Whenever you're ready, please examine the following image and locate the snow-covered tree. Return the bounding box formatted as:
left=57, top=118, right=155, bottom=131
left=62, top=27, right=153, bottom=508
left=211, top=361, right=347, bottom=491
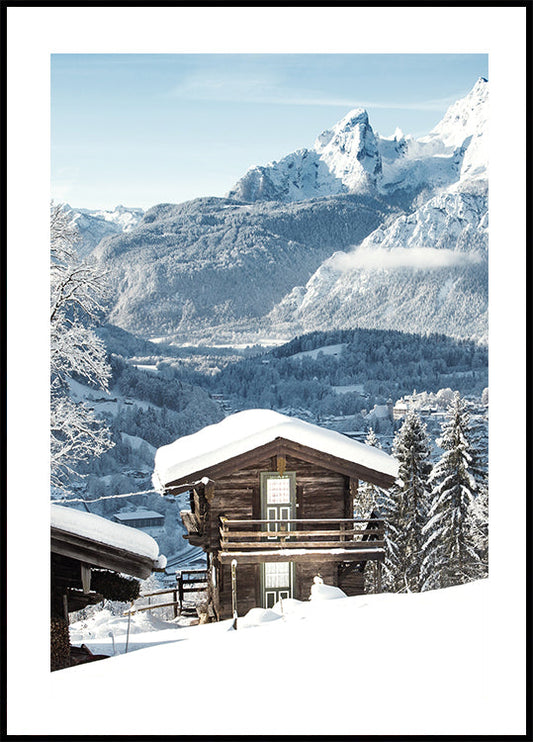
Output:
left=356, top=427, right=382, bottom=518
left=50, top=203, right=114, bottom=491
left=467, top=399, right=489, bottom=575
left=357, top=428, right=384, bottom=594
left=380, top=411, right=432, bottom=593
left=420, top=392, right=483, bottom=590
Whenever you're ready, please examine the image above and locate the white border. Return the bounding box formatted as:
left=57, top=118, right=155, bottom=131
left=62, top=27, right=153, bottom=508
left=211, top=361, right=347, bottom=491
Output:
left=6, top=5, right=527, bottom=735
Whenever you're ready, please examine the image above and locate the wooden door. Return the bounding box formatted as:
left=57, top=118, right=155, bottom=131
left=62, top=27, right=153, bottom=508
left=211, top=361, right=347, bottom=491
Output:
left=260, top=473, right=296, bottom=607
left=262, top=562, right=294, bottom=608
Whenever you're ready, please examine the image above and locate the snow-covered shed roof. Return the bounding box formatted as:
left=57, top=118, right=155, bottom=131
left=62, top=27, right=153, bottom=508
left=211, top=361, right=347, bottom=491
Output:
left=153, top=409, right=399, bottom=490
left=51, top=505, right=166, bottom=578
left=114, top=510, right=165, bottom=523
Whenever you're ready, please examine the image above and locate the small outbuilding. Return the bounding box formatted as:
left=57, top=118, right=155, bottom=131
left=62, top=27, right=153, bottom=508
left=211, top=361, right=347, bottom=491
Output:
left=113, top=509, right=165, bottom=530
left=153, top=409, right=399, bottom=621
left=51, top=504, right=166, bottom=671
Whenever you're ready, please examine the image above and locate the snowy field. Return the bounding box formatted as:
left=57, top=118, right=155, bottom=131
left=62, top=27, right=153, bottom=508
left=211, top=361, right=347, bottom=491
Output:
left=13, top=577, right=523, bottom=736
left=289, top=343, right=347, bottom=361
left=332, top=383, right=365, bottom=394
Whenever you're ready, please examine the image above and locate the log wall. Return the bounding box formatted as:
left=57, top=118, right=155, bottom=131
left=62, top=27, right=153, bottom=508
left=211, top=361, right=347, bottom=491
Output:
left=201, top=454, right=360, bottom=618
left=206, top=454, right=349, bottom=546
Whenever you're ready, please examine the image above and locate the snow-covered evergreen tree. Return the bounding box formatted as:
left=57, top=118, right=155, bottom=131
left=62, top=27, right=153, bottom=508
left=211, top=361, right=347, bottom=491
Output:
left=380, top=411, right=432, bottom=593
left=420, top=392, right=483, bottom=590
left=467, top=398, right=489, bottom=576
left=50, top=203, right=114, bottom=492
left=358, top=428, right=383, bottom=594
left=356, top=427, right=382, bottom=518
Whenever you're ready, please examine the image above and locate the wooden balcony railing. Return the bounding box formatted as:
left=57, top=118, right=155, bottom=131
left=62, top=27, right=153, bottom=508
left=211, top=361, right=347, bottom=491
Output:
left=219, top=517, right=384, bottom=551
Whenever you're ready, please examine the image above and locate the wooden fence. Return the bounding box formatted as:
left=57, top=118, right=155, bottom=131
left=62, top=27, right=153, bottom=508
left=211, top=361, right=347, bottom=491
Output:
left=124, top=569, right=208, bottom=617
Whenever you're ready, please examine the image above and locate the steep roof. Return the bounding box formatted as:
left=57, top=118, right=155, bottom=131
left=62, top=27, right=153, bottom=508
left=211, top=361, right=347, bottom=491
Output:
left=153, top=409, right=399, bottom=490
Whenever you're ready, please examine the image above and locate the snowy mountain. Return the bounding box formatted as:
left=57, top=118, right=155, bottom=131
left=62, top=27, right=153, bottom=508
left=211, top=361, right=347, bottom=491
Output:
left=268, top=180, right=488, bottom=342
left=419, top=76, right=488, bottom=183
left=84, top=78, right=487, bottom=344
left=228, top=108, right=382, bottom=203
left=229, top=78, right=488, bottom=204
left=63, top=204, right=145, bottom=257
left=92, top=194, right=395, bottom=340
left=261, top=80, right=489, bottom=342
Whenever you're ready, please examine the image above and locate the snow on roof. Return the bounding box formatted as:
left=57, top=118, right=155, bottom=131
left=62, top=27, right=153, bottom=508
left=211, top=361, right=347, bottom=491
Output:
left=366, top=404, right=391, bottom=419
left=153, top=409, right=398, bottom=489
left=51, top=504, right=162, bottom=563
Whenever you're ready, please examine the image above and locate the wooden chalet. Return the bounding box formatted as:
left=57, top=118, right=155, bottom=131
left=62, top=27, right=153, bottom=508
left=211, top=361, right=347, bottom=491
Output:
left=51, top=504, right=166, bottom=670
left=153, top=409, right=399, bottom=621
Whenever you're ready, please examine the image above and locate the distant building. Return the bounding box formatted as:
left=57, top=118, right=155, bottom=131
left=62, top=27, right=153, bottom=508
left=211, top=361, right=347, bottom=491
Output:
left=113, top=509, right=165, bottom=530
left=393, top=399, right=409, bottom=420
left=365, top=401, right=394, bottom=427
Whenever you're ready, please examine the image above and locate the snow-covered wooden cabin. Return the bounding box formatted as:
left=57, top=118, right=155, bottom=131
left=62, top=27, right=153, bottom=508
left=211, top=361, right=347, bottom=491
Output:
left=153, top=410, right=399, bottom=620
left=51, top=504, right=166, bottom=670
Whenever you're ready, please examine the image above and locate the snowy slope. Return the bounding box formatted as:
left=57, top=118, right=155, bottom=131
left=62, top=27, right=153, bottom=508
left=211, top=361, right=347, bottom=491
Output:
left=92, top=194, right=393, bottom=339
left=420, top=76, right=488, bottom=182
left=40, top=579, right=522, bottom=736
left=229, top=108, right=382, bottom=202
left=267, top=147, right=488, bottom=342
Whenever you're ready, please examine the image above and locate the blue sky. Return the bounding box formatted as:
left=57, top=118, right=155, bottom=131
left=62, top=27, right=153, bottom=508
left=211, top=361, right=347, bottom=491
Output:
left=51, top=53, right=488, bottom=210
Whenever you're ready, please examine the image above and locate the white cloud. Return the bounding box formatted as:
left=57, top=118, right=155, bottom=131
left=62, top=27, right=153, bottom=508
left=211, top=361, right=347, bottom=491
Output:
left=330, top=246, right=484, bottom=272
left=168, top=74, right=457, bottom=111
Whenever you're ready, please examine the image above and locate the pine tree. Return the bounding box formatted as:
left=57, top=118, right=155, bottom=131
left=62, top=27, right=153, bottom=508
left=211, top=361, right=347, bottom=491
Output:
left=380, top=411, right=432, bottom=592
left=359, top=428, right=382, bottom=594
left=420, top=392, right=483, bottom=590
left=467, top=399, right=489, bottom=575
left=356, top=427, right=382, bottom=518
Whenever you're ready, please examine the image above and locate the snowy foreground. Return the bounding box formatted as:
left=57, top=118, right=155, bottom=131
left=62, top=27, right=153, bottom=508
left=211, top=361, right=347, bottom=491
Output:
left=31, top=578, right=522, bottom=735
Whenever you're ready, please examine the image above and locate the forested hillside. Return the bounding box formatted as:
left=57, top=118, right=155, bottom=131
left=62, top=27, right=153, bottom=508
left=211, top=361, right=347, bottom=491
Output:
left=203, top=328, right=488, bottom=419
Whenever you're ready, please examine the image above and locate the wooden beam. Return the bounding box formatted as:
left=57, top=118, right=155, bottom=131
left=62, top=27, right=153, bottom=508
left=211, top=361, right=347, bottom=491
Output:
left=220, top=540, right=385, bottom=550
left=217, top=549, right=384, bottom=565
left=222, top=517, right=383, bottom=525
left=205, top=481, right=215, bottom=503
left=222, top=528, right=381, bottom=538
left=277, top=439, right=396, bottom=488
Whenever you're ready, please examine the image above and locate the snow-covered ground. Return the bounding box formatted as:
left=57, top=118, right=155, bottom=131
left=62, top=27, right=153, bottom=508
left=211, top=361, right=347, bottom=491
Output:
left=14, top=578, right=522, bottom=735
left=289, top=342, right=347, bottom=360
left=69, top=609, right=196, bottom=655
left=332, top=383, right=365, bottom=394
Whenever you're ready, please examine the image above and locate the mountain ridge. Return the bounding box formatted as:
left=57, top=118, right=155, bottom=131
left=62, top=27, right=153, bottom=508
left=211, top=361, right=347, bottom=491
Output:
left=74, top=78, right=488, bottom=345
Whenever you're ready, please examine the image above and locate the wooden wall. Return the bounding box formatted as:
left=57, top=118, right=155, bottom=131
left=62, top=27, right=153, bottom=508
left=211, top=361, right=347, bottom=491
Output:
left=200, top=454, right=363, bottom=619
left=212, top=560, right=365, bottom=619
left=204, top=453, right=349, bottom=548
